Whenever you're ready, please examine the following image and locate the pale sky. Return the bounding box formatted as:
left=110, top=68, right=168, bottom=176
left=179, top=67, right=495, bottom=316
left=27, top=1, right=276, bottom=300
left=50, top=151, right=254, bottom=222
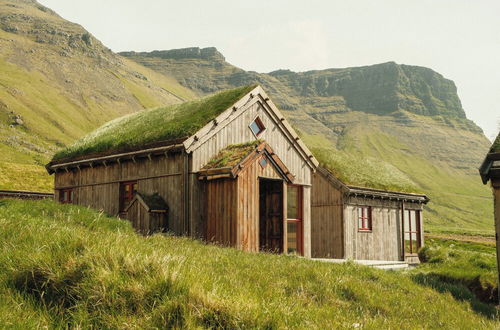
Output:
left=38, top=0, right=500, bottom=140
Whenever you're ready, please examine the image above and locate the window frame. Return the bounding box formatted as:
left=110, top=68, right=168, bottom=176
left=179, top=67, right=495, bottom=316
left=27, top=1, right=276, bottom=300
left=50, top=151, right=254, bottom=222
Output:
left=357, top=206, right=372, bottom=232
left=404, top=209, right=421, bottom=256
left=59, top=188, right=74, bottom=204
left=119, top=181, right=138, bottom=213
left=249, top=116, right=266, bottom=137
left=286, top=185, right=303, bottom=256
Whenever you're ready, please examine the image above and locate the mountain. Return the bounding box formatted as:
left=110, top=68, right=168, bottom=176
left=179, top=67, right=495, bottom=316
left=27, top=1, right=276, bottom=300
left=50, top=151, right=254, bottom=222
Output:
left=121, top=48, right=493, bottom=235
left=0, top=0, right=196, bottom=191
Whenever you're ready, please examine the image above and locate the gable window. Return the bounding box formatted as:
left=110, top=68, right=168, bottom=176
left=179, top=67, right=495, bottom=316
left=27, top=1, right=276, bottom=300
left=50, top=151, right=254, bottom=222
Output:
left=259, top=156, right=268, bottom=169
left=249, top=116, right=265, bottom=137
left=120, top=181, right=137, bottom=212
left=357, top=206, right=372, bottom=231
left=59, top=189, right=74, bottom=204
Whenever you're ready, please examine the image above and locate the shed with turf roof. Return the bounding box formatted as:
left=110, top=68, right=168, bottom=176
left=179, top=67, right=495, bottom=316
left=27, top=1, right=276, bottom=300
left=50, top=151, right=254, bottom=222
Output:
left=47, top=85, right=319, bottom=257
left=311, top=166, right=429, bottom=263
left=479, top=132, right=500, bottom=299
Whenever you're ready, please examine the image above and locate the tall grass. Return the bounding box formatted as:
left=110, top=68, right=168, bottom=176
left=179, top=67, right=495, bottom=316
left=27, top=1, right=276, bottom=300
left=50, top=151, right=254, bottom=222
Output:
left=413, top=238, right=498, bottom=308
left=0, top=199, right=497, bottom=328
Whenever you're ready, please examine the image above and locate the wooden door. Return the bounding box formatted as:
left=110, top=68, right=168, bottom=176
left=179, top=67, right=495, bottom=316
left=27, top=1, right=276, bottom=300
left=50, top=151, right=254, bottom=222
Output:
left=259, top=179, right=284, bottom=253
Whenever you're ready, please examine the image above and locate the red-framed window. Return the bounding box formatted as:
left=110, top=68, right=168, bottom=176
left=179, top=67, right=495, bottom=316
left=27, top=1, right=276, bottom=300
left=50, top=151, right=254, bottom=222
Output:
left=59, top=189, right=74, bottom=204
left=404, top=209, right=421, bottom=255
left=286, top=185, right=303, bottom=255
left=357, top=206, right=372, bottom=231
left=249, top=116, right=265, bottom=137
left=120, top=181, right=137, bottom=212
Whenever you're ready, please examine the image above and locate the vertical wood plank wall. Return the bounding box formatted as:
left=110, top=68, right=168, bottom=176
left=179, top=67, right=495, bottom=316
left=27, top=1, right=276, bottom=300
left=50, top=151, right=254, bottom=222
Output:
left=204, top=179, right=238, bottom=247
left=492, top=180, right=500, bottom=299
left=344, top=198, right=422, bottom=261
left=54, top=152, right=185, bottom=234
left=203, top=154, right=313, bottom=256
left=190, top=102, right=311, bottom=185
left=310, top=172, right=344, bottom=258
left=236, top=157, right=283, bottom=252
left=189, top=101, right=313, bottom=246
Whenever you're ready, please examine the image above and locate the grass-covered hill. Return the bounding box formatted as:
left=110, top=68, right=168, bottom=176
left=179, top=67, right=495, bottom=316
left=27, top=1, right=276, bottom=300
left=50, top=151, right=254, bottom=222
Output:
left=0, top=0, right=196, bottom=191
left=0, top=199, right=497, bottom=328
left=121, top=48, right=493, bottom=235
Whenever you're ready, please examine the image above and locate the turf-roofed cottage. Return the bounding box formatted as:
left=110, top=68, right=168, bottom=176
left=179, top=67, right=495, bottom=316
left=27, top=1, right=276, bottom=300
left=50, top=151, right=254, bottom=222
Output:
left=311, top=167, right=429, bottom=263
left=46, top=85, right=319, bottom=257
left=479, top=132, right=500, bottom=294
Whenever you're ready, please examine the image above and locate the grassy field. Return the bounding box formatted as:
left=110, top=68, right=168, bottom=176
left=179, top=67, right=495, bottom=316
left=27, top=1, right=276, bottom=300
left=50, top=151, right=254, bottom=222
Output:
left=411, top=237, right=498, bottom=315
left=0, top=199, right=497, bottom=328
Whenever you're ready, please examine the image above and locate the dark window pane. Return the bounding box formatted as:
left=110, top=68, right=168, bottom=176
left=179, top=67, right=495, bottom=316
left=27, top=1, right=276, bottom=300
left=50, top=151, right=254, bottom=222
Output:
left=287, top=186, right=298, bottom=219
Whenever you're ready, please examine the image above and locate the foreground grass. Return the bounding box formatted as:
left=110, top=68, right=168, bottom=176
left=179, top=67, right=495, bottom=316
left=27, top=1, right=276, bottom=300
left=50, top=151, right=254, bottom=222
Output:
left=0, top=200, right=497, bottom=328
left=412, top=237, right=498, bottom=309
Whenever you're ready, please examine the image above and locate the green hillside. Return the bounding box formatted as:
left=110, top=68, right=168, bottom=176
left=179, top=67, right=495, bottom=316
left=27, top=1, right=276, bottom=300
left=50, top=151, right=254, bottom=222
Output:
left=0, top=199, right=497, bottom=328
left=0, top=0, right=196, bottom=191
left=121, top=48, right=493, bottom=235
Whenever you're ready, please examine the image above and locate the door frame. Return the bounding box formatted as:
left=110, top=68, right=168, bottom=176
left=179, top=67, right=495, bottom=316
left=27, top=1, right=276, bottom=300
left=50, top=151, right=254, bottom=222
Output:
left=258, top=177, right=285, bottom=253
left=285, top=184, right=304, bottom=256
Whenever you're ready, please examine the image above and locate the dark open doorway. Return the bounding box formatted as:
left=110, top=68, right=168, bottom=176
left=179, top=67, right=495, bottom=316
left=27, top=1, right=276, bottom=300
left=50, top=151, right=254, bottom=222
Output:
left=259, top=178, right=284, bottom=253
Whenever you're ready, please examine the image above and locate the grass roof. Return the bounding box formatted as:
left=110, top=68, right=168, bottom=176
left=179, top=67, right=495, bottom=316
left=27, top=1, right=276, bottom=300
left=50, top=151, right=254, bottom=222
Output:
left=202, top=140, right=261, bottom=170
left=137, top=192, right=168, bottom=211
left=52, top=85, right=257, bottom=162
left=311, top=147, right=420, bottom=194
left=490, top=132, right=500, bottom=153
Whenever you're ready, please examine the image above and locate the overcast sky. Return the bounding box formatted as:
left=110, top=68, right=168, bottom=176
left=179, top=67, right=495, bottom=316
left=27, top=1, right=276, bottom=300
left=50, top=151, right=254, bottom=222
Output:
left=38, top=0, right=500, bottom=140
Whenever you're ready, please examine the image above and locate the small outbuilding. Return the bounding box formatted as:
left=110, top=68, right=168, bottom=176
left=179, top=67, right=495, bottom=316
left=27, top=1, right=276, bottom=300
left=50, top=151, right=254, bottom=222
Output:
left=125, top=192, right=169, bottom=234
left=311, top=167, right=429, bottom=263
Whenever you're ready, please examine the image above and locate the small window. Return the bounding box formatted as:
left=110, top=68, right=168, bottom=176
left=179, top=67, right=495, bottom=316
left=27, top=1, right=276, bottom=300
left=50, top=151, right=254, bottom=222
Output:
left=357, top=206, right=372, bottom=231
left=120, top=181, right=137, bottom=212
left=249, top=116, right=265, bottom=137
left=259, top=156, right=268, bottom=168
left=59, top=189, right=74, bottom=204
left=286, top=185, right=303, bottom=255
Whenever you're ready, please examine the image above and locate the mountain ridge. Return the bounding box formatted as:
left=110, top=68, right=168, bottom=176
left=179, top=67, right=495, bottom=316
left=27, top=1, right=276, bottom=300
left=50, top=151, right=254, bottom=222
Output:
left=120, top=47, right=493, bottom=235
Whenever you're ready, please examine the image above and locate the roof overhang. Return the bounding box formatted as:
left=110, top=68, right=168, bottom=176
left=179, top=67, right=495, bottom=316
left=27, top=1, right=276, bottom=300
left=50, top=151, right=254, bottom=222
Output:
left=479, top=152, right=500, bottom=184
left=317, top=166, right=429, bottom=204
left=198, top=142, right=295, bottom=183
left=183, top=85, right=319, bottom=170
left=46, top=142, right=185, bottom=174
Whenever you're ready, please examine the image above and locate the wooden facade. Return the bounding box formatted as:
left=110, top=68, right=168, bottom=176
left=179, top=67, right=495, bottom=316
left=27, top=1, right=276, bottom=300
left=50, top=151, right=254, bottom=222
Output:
left=479, top=146, right=500, bottom=300
left=48, top=86, right=318, bottom=258
left=311, top=167, right=428, bottom=263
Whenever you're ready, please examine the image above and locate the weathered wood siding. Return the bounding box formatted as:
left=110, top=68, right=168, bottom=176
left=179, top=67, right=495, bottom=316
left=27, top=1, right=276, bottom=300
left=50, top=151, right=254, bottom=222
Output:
left=189, top=100, right=313, bottom=250
left=235, top=156, right=284, bottom=252
left=204, top=179, right=238, bottom=246
left=190, top=101, right=312, bottom=185
left=492, top=180, right=500, bottom=294
left=54, top=152, right=186, bottom=234
left=310, top=172, right=344, bottom=258
left=125, top=200, right=167, bottom=234
left=203, top=155, right=313, bottom=256
left=343, top=198, right=423, bottom=261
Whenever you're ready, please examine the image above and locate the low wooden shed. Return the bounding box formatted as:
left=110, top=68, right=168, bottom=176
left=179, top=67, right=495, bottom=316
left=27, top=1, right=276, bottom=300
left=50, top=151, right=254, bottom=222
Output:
left=311, top=167, right=429, bottom=263
left=125, top=192, right=168, bottom=234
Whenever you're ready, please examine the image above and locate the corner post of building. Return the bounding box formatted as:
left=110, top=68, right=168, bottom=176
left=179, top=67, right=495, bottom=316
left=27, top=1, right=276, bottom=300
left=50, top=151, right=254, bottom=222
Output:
left=491, top=179, right=500, bottom=301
